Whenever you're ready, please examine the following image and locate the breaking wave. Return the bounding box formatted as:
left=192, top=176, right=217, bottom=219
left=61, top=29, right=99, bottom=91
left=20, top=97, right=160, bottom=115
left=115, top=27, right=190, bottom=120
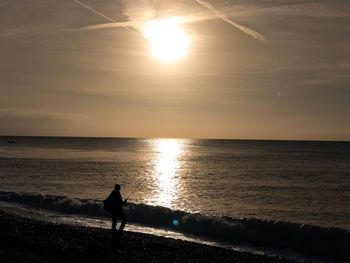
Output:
left=0, top=191, right=349, bottom=261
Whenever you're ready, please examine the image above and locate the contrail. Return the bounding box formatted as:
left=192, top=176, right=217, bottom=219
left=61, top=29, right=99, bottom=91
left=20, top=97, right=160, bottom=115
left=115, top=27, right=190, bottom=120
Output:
left=72, top=0, right=138, bottom=34
left=72, top=0, right=116, bottom=23
left=195, top=0, right=268, bottom=43
left=78, top=13, right=219, bottom=31
left=72, top=0, right=267, bottom=42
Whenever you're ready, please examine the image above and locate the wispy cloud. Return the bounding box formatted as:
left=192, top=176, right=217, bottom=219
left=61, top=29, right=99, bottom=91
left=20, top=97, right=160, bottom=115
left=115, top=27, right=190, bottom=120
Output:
left=0, top=31, right=17, bottom=38
left=0, top=108, right=87, bottom=122
left=121, top=0, right=156, bottom=22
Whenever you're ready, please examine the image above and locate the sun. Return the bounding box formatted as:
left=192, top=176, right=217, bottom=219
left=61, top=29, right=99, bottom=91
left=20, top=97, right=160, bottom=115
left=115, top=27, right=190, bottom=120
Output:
left=143, top=17, right=190, bottom=63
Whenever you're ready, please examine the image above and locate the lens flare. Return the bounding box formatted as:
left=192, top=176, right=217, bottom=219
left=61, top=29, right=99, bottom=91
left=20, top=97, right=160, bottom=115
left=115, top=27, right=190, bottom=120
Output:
left=172, top=219, right=180, bottom=227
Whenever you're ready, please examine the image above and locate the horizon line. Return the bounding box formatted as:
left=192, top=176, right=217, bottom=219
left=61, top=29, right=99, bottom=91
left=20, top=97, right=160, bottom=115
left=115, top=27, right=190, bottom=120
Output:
left=1, top=134, right=349, bottom=143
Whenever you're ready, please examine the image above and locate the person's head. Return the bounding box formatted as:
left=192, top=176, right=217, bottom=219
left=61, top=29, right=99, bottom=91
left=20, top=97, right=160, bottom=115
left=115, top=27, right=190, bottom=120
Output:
left=114, top=184, right=121, bottom=191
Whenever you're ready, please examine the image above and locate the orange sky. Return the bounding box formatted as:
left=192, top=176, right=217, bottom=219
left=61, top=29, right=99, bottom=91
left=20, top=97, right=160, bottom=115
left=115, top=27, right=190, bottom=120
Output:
left=0, top=0, right=350, bottom=141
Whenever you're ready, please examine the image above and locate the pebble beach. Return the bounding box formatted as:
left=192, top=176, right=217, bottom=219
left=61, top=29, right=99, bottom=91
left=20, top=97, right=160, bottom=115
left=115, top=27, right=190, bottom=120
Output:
left=0, top=208, right=295, bottom=263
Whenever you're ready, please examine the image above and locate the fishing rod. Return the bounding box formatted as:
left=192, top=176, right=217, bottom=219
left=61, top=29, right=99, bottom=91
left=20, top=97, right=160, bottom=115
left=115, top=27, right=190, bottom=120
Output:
left=125, top=169, right=153, bottom=200
left=125, top=179, right=146, bottom=201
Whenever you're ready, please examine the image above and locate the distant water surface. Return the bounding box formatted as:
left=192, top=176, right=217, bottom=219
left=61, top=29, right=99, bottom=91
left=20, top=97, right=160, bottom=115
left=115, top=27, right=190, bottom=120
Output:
left=1, top=136, right=350, bottom=229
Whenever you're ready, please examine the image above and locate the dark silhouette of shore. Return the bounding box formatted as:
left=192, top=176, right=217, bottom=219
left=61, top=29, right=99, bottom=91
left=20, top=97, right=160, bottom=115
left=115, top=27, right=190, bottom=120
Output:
left=0, top=208, right=296, bottom=263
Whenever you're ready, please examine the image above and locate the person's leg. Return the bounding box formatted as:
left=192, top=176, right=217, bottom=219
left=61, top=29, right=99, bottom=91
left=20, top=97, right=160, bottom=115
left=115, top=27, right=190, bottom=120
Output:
left=118, top=212, right=127, bottom=234
left=112, top=213, right=117, bottom=233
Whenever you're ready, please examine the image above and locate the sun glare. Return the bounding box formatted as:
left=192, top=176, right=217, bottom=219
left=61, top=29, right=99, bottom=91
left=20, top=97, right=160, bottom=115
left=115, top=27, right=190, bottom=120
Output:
left=143, top=17, right=190, bottom=63
left=151, top=139, right=185, bottom=208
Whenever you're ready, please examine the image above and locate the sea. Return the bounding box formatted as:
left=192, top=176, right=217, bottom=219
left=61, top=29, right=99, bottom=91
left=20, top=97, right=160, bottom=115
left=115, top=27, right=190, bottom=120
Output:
left=1, top=136, right=349, bottom=262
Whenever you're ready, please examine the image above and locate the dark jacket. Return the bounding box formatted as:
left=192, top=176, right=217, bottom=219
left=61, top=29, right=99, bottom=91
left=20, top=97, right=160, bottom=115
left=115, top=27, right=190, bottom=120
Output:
left=104, top=190, right=125, bottom=213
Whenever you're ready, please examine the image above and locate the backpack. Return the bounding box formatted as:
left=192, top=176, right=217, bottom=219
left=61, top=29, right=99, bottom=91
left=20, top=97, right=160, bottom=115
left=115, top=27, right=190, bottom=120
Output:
left=103, top=195, right=113, bottom=212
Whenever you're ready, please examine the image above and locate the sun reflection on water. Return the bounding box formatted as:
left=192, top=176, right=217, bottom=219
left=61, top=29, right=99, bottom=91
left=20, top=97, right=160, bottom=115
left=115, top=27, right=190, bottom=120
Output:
left=151, top=139, right=185, bottom=208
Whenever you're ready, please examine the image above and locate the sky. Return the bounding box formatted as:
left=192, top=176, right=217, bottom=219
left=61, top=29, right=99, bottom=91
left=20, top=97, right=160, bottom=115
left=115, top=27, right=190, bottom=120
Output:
left=1, top=0, right=350, bottom=141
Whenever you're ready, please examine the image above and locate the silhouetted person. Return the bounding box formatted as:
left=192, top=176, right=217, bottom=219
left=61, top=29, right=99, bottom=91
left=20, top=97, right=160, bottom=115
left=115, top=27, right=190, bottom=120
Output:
left=104, top=184, right=127, bottom=235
